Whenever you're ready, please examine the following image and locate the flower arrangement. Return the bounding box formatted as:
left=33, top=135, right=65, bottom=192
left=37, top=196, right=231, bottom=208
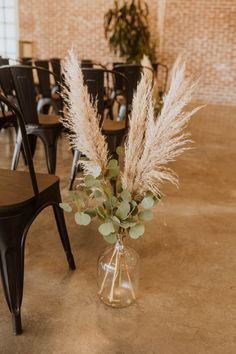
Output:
left=60, top=50, right=200, bottom=306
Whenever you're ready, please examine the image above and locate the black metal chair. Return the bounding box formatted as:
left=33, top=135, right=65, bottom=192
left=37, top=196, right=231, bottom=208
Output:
left=34, top=60, right=62, bottom=114
left=0, top=100, right=17, bottom=132
left=0, top=58, right=9, bottom=67
left=0, top=62, right=18, bottom=144
left=0, top=65, right=62, bottom=174
left=0, top=94, right=75, bottom=335
left=20, top=57, right=32, bottom=66
left=67, top=68, right=129, bottom=190
left=113, top=64, right=154, bottom=112
left=50, top=58, right=62, bottom=90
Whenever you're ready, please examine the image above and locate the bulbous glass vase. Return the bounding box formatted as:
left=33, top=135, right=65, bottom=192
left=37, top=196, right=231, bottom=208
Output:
left=97, top=236, right=139, bottom=308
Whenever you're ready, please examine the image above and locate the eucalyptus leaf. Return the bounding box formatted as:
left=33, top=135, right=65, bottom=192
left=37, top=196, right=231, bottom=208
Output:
left=84, top=208, right=97, bottom=218
left=98, top=222, right=115, bottom=236
left=79, top=156, right=89, bottom=161
left=138, top=210, right=153, bottom=221
left=103, top=233, right=117, bottom=244
left=111, top=216, right=121, bottom=224
left=108, top=159, right=118, bottom=168
left=104, top=200, right=112, bottom=214
left=120, top=220, right=137, bottom=229
left=116, top=146, right=124, bottom=156
left=103, top=185, right=112, bottom=198
left=131, top=200, right=137, bottom=207
left=91, top=165, right=101, bottom=178
left=84, top=175, right=96, bottom=187
left=108, top=166, right=120, bottom=179
left=141, top=196, right=154, bottom=209
left=59, top=203, right=72, bottom=213
left=116, top=181, right=123, bottom=193
left=93, top=189, right=103, bottom=198
left=116, top=200, right=130, bottom=220
left=93, top=179, right=102, bottom=188
left=75, top=212, right=91, bottom=226
left=72, top=195, right=85, bottom=210
left=120, top=190, right=131, bottom=202
left=129, top=223, right=145, bottom=239
left=96, top=206, right=106, bottom=219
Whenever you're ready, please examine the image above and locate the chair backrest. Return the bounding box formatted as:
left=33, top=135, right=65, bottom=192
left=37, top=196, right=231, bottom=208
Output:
left=113, top=64, right=143, bottom=108
left=34, top=60, right=52, bottom=97
left=21, top=57, right=33, bottom=65
left=9, top=65, right=39, bottom=125
left=82, top=68, right=104, bottom=125
left=81, top=68, right=129, bottom=128
left=0, top=93, right=39, bottom=195
left=0, top=66, right=15, bottom=96
left=81, top=59, right=93, bottom=68
left=0, top=58, right=9, bottom=66
left=113, top=64, right=154, bottom=109
left=50, top=58, right=61, bottom=83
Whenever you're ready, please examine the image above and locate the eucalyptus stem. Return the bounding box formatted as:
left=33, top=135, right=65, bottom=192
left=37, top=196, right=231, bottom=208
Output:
left=98, top=245, right=117, bottom=295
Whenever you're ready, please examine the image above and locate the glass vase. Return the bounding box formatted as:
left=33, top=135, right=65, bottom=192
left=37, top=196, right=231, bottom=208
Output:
left=97, top=235, right=139, bottom=308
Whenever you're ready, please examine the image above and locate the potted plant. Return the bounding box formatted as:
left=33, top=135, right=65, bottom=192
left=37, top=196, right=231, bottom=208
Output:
left=60, top=50, right=200, bottom=308
left=104, top=0, right=156, bottom=63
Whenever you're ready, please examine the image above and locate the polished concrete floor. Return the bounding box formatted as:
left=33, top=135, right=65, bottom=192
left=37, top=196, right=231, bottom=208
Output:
left=0, top=104, right=236, bottom=353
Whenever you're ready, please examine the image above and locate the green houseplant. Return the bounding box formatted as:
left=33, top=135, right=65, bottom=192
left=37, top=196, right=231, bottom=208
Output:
left=104, top=0, right=156, bottom=63
left=60, top=50, right=200, bottom=307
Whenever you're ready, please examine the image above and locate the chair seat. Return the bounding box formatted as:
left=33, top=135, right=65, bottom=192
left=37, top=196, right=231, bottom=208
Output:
left=0, top=169, right=58, bottom=211
left=38, top=113, right=61, bottom=126
left=52, top=92, right=60, bottom=100
left=0, top=111, right=14, bottom=119
left=102, top=118, right=126, bottom=133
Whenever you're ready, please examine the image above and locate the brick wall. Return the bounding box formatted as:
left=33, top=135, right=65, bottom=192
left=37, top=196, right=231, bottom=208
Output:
left=19, top=0, right=236, bottom=105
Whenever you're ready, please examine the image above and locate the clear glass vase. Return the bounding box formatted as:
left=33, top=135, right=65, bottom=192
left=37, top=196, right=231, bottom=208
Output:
left=97, top=235, right=139, bottom=308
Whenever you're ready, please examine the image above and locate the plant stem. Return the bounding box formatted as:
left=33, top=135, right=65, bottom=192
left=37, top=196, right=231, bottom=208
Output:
left=109, top=248, right=120, bottom=302
left=98, top=245, right=117, bottom=295
left=123, top=255, right=136, bottom=300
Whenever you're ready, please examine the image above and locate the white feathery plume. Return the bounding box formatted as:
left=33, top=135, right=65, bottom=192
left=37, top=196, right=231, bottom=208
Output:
left=121, top=70, right=152, bottom=193
left=141, top=54, right=159, bottom=105
left=122, top=59, right=201, bottom=197
left=61, top=49, right=109, bottom=174
left=141, top=55, right=154, bottom=82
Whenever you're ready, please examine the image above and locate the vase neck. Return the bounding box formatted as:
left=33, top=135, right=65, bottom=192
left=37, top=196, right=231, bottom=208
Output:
left=115, top=234, right=124, bottom=252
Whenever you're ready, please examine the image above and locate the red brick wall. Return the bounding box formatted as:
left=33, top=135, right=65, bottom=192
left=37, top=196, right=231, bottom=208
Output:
left=19, top=0, right=236, bottom=105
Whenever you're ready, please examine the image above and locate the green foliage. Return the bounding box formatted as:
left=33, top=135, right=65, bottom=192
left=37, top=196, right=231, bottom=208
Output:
left=141, top=196, right=154, bottom=209
left=60, top=154, right=161, bottom=244
left=138, top=209, right=153, bottom=221
left=104, top=0, right=156, bottom=63
left=103, top=233, right=117, bottom=244
left=116, top=200, right=130, bottom=220
left=75, top=212, right=91, bottom=225
left=99, top=222, right=115, bottom=236
left=129, top=223, right=145, bottom=238
left=59, top=203, right=72, bottom=213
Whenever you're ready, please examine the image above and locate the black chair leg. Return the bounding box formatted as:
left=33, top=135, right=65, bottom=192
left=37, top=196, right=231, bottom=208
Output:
left=52, top=203, right=76, bottom=270
left=0, top=217, right=27, bottom=335
left=43, top=137, right=58, bottom=174
left=28, top=135, right=37, bottom=159
left=11, top=129, right=22, bottom=170
left=68, top=149, right=81, bottom=190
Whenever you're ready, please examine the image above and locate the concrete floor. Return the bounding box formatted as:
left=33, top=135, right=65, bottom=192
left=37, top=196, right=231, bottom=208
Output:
left=0, top=104, right=236, bottom=353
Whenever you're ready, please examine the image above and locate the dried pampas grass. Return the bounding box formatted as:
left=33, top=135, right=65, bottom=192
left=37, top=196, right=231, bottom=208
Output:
left=141, top=54, right=159, bottom=105
left=122, top=59, right=201, bottom=197
left=61, top=49, right=108, bottom=174
left=61, top=49, right=200, bottom=198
